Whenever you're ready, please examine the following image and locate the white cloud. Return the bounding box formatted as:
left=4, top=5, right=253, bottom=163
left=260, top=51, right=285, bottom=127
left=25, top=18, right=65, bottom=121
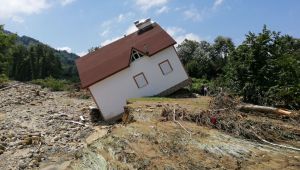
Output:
left=184, top=8, right=202, bottom=21
left=100, top=12, right=135, bottom=38
left=134, top=0, right=169, bottom=11
left=166, top=27, right=185, bottom=37
left=117, top=14, right=125, bottom=22
left=0, top=0, right=50, bottom=21
left=175, top=33, right=201, bottom=44
left=166, top=26, right=201, bottom=44
left=125, top=25, right=138, bottom=35
left=12, top=16, right=25, bottom=23
left=77, top=51, right=88, bottom=57
left=101, top=24, right=139, bottom=46
left=213, top=0, right=224, bottom=9
left=100, top=36, right=122, bottom=46
left=101, top=12, right=134, bottom=27
left=100, top=29, right=110, bottom=37
left=60, top=0, right=76, bottom=6
left=56, top=46, right=72, bottom=53
left=156, top=6, right=169, bottom=14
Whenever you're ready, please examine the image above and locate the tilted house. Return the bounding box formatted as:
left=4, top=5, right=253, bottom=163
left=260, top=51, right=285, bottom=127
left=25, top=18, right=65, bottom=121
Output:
left=76, top=19, right=190, bottom=120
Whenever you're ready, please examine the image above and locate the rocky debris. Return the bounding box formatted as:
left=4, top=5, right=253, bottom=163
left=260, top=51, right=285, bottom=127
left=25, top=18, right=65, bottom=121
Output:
left=0, top=82, right=49, bottom=108
left=0, top=81, right=96, bottom=169
left=67, top=89, right=91, bottom=99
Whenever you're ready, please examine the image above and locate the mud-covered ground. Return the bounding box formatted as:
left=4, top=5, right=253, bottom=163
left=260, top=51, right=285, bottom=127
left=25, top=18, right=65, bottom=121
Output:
left=1, top=82, right=299, bottom=170
left=71, top=97, right=300, bottom=170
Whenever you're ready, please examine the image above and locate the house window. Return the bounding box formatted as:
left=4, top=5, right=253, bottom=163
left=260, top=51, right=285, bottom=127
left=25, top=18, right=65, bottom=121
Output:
left=131, top=50, right=144, bottom=63
left=133, top=72, right=148, bottom=88
left=159, top=59, right=173, bottom=75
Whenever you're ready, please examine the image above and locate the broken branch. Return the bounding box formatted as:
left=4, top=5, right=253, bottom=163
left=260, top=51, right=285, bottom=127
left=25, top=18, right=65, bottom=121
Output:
left=65, top=120, right=88, bottom=127
left=237, top=104, right=292, bottom=115
left=173, top=108, right=192, bottom=137
left=250, top=126, right=300, bottom=152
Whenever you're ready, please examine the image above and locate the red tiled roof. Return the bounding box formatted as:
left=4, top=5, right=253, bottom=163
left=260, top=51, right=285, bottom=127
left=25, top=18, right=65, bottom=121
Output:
left=76, top=24, right=176, bottom=88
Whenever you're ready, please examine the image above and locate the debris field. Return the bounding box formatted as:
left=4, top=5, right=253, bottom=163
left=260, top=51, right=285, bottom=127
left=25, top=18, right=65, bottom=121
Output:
left=0, top=82, right=299, bottom=170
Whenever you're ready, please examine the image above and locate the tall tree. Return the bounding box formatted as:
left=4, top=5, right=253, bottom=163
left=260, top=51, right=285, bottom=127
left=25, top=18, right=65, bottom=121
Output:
left=210, top=36, right=235, bottom=77
left=225, top=25, right=300, bottom=108
left=0, top=25, right=16, bottom=76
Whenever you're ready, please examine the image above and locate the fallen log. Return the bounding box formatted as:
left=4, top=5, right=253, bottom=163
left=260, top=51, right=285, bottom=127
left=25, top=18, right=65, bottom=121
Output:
left=237, top=104, right=292, bottom=115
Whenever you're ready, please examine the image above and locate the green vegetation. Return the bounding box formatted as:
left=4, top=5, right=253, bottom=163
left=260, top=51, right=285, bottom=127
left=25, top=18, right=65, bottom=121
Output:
left=177, top=25, right=300, bottom=109
left=189, top=78, right=210, bottom=93
left=31, top=77, right=71, bottom=91
left=177, top=36, right=234, bottom=80
left=0, top=25, right=79, bottom=83
left=0, top=74, right=9, bottom=84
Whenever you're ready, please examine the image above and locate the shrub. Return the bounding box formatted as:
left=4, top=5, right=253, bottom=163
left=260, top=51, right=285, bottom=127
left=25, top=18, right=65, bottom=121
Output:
left=31, top=77, right=70, bottom=91
left=189, top=78, right=209, bottom=93
left=0, top=74, right=9, bottom=84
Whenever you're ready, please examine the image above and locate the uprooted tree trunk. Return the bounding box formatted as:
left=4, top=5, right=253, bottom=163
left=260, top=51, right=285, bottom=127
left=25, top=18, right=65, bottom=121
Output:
left=237, top=104, right=292, bottom=115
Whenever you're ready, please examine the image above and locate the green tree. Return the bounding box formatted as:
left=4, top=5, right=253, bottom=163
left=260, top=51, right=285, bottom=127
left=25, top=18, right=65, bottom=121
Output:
left=210, top=36, right=235, bottom=77
left=177, top=38, right=234, bottom=80
left=177, top=39, right=200, bottom=65
left=0, top=25, right=16, bottom=76
left=225, top=25, right=300, bottom=108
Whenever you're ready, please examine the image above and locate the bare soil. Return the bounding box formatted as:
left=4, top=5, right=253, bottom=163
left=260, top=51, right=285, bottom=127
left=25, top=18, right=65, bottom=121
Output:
left=70, top=97, right=300, bottom=170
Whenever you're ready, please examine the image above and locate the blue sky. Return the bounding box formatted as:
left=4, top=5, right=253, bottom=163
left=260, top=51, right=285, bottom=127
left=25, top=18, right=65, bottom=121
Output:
left=0, top=0, right=299, bottom=56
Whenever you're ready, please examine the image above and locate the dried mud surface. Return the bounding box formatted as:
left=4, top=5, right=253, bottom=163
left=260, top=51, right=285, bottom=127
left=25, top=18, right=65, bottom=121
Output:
left=71, top=97, right=300, bottom=170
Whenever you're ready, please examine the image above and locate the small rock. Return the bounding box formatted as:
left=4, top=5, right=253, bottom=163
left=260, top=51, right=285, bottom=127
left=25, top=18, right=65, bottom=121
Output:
left=52, top=136, right=59, bottom=141
left=29, top=159, right=39, bottom=167
left=145, top=108, right=153, bottom=112
left=19, top=163, right=27, bottom=169
left=64, top=133, right=70, bottom=138
left=0, top=144, right=6, bottom=150
left=22, top=137, right=32, bottom=145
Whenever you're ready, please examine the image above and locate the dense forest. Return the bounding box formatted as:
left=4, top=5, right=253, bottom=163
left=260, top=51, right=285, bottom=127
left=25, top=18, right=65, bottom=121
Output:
left=177, top=25, right=300, bottom=109
left=0, top=25, right=299, bottom=109
left=0, top=25, right=79, bottom=82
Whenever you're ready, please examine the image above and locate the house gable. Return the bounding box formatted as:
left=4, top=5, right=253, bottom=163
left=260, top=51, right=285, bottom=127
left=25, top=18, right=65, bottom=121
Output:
left=130, top=49, right=146, bottom=63
left=75, top=23, right=176, bottom=88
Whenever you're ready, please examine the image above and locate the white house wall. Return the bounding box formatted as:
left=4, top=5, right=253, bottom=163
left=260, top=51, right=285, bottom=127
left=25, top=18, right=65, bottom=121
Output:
left=89, top=46, right=189, bottom=120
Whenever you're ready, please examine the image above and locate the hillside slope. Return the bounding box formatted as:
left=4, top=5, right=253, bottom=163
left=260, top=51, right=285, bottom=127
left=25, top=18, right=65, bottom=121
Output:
left=4, top=30, right=79, bottom=79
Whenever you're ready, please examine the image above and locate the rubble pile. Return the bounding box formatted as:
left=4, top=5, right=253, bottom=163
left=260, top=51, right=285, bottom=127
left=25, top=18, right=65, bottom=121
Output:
left=0, top=82, right=95, bottom=169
